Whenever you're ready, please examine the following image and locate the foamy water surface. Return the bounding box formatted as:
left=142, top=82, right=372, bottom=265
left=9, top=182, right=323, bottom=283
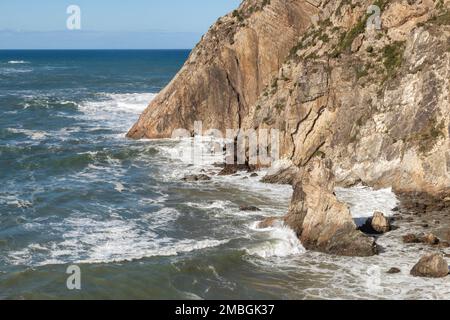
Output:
left=1, top=50, right=449, bottom=300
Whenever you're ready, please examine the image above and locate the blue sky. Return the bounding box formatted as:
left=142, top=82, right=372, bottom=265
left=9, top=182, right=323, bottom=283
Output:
left=0, top=0, right=242, bottom=49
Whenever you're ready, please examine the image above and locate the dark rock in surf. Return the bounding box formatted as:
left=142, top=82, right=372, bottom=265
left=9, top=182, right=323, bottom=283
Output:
left=240, top=205, right=261, bottom=212
left=403, top=234, right=421, bottom=244
left=387, top=267, right=401, bottom=274
left=359, top=212, right=391, bottom=234
left=182, top=174, right=211, bottom=182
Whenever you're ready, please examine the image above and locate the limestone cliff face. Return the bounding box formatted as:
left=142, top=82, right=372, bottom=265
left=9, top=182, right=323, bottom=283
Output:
left=129, top=0, right=450, bottom=197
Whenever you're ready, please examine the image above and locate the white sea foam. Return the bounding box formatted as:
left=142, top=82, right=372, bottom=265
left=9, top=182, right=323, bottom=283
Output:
left=0, top=194, right=32, bottom=209
left=7, top=60, right=29, bottom=64
left=185, top=200, right=234, bottom=213
left=335, top=186, right=398, bottom=225
left=78, top=92, right=156, bottom=132
left=113, top=182, right=125, bottom=193
left=247, top=221, right=305, bottom=258
left=0, top=68, right=33, bottom=75
left=157, top=137, right=225, bottom=170
left=7, top=213, right=229, bottom=266
left=7, top=128, right=49, bottom=140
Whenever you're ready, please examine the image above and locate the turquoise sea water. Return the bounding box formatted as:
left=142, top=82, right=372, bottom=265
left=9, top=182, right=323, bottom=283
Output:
left=0, top=50, right=447, bottom=300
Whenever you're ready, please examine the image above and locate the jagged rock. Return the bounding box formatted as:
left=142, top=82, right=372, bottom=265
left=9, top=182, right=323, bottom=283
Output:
left=240, top=205, right=261, bottom=212
left=127, top=0, right=319, bottom=139
left=182, top=174, right=211, bottom=182
left=128, top=0, right=449, bottom=197
left=410, top=254, right=449, bottom=278
left=257, top=217, right=279, bottom=229
left=250, top=173, right=258, bottom=177
left=261, top=160, right=300, bottom=185
left=387, top=267, right=401, bottom=274
left=284, top=159, right=378, bottom=257
left=371, top=212, right=391, bottom=233
left=359, top=211, right=391, bottom=234
left=403, top=233, right=442, bottom=246
left=351, top=34, right=364, bottom=53
left=420, top=233, right=440, bottom=245
left=218, top=164, right=238, bottom=176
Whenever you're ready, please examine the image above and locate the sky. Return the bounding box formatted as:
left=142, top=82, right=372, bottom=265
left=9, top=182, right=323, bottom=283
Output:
left=0, top=0, right=242, bottom=49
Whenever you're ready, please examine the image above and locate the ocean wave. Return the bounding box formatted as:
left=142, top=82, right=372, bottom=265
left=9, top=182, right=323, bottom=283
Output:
left=7, top=60, right=29, bottom=64
left=77, top=92, right=156, bottom=133
left=246, top=221, right=305, bottom=258
left=20, top=96, right=78, bottom=111
left=6, top=128, right=49, bottom=141
left=7, top=213, right=230, bottom=266
left=0, top=68, right=33, bottom=75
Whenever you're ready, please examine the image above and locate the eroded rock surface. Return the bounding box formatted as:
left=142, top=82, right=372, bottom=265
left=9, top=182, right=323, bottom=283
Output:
left=410, top=254, right=449, bottom=278
left=128, top=0, right=450, bottom=256
left=284, top=159, right=378, bottom=256
left=129, top=0, right=450, bottom=197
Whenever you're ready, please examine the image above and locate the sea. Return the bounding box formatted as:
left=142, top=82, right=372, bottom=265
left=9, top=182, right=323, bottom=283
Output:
left=0, top=50, right=448, bottom=299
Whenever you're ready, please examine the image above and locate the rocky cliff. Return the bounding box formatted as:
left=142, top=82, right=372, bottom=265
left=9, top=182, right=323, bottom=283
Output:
left=284, top=158, right=378, bottom=256
left=128, top=0, right=450, bottom=255
left=128, top=0, right=319, bottom=138
left=129, top=0, right=449, bottom=196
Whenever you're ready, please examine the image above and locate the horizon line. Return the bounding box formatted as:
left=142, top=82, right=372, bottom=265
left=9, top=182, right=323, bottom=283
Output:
left=0, top=48, right=193, bottom=51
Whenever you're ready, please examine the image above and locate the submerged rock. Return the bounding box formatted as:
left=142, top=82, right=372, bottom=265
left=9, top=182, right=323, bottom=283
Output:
left=387, top=267, right=401, bottom=274
left=410, top=254, right=449, bottom=278
left=182, top=174, right=211, bottom=182
left=284, top=159, right=378, bottom=257
left=240, top=205, right=261, bottom=212
left=403, top=234, right=421, bottom=244
left=257, top=217, right=279, bottom=229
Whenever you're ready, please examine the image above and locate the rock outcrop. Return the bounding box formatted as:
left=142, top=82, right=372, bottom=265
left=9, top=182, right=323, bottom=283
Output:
left=128, top=0, right=450, bottom=197
left=260, top=159, right=300, bottom=185
left=360, top=211, right=391, bottom=234
left=128, top=0, right=450, bottom=255
left=284, top=159, right=378, bottom=256
left=410, top=254, right=449, bottom=278
left=127, top=0, right=319, bottom=139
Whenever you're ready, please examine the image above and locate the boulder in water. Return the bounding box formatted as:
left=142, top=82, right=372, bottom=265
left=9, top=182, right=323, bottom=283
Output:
left=284, top=159, right=378, bottom=257
left=387, top=267, right=401, bottom=274
left=359, top=212, right=391, bottom=234
left=410, top=254, right=449, bottom=278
